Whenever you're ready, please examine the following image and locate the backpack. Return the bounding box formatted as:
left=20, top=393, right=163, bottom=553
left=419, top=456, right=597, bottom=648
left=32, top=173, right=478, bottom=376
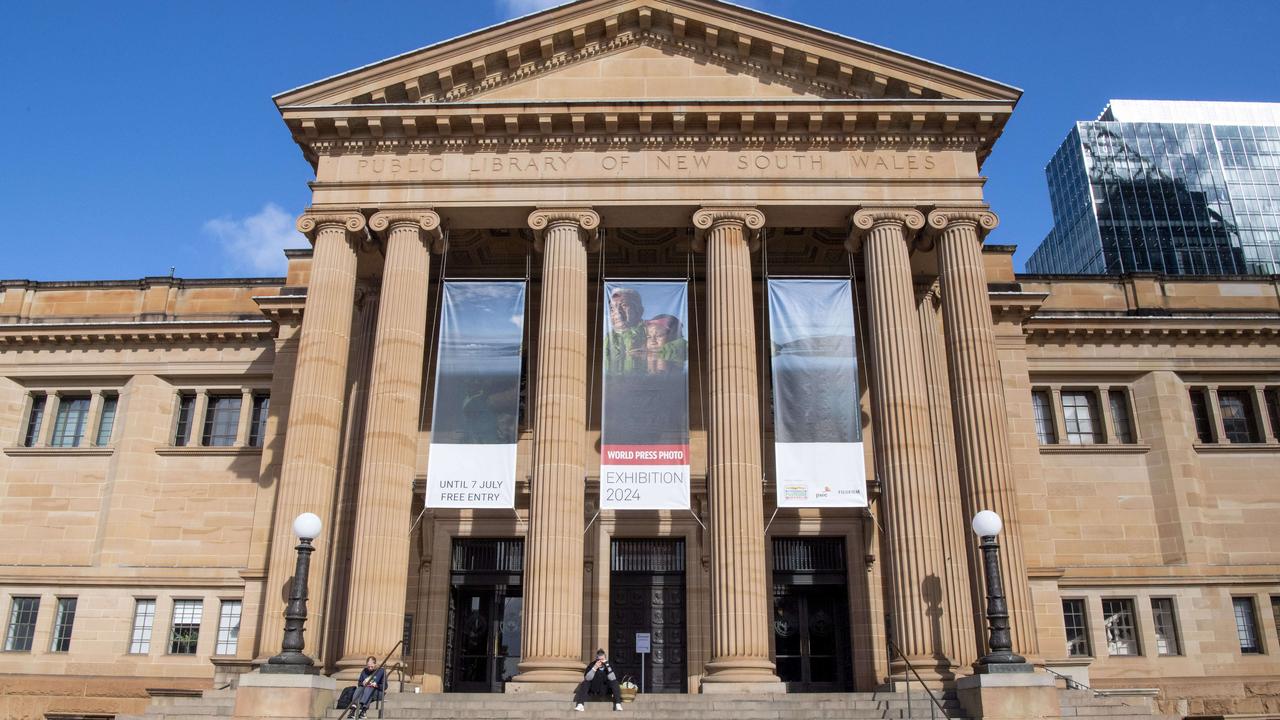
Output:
left=336, top=685, right=356, bottom=709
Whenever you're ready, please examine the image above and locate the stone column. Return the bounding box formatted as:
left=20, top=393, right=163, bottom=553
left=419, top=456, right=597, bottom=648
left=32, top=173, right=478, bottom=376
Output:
left=259, top=211, right=366, bottom=662
left=848, top=208, right=949, bottom=678
left=338, top=210, right=443, bottom=672
left=917, top=281, right=978, bottom=672
left=512, top=208, right=599, bottom=686
left=691, top=207, right=783, bottom=692
left=928, top=208, right=1039, bottom=658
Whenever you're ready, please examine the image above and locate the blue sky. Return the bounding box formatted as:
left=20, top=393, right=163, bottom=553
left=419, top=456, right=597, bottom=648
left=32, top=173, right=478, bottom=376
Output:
left=3, top=0, right=1278, bottom=280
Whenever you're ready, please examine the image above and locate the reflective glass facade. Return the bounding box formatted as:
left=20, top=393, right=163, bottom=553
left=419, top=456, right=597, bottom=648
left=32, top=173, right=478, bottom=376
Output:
left=1029, top=101, right=1280, bottom=276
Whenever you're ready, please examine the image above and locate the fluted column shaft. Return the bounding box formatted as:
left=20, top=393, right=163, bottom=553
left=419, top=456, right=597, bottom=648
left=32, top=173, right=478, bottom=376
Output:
left=929, top=209, right=1039, bottom=658
left=260, top=211, right=365, bottom=661
left=693, top=208, right=780, bottom=688
left=515, top=208, right=599, bottom=683
left=917, top=283, right=978, bottom=671
left=338, top=211, right=442, bottom=670
left=850, top=209, right=949, bottom=676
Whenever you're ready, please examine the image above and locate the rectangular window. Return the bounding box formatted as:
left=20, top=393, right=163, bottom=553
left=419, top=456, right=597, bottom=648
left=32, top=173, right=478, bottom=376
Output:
left=1109, top=390, right=1136, bottom=443
left=51, top=597, right=78, bottom=653
left=95, top=394, right=118, bottom=446
left=1189, top=388, right=1215, bottom=443
left=1218, top=389, right=1261, bottom=443
left=129, top=599, right=156, bottom=654
left=168, top=599, right=202, bottom=655
left=1032, top=390, right=1057, bottom=444
left=201, top=395, right=242, bottom=447
left=50, top=395, right=91, bottom=447
left=4, top=596, right=40, bottom=652
left=1062, top=391, right=1102, bottom=445
left=1265, top=389, right=1280, bottom=442
left=215, top=601, right=241, bottom=656
left=1150, top=598, right=1181, bottom=656
left=23, top=394, right=46, bottom=447
left=1062, top=599, right=1091, bottom=657
left=1234, top=596, right=1262, bottom=654
left=1272, top=596, right=1280, bottom=646
left=1102, top=598, right=1141, bottom=656
left=174, top=393, right=196, bottom=446
left=247, top=394, right=270, bottom=448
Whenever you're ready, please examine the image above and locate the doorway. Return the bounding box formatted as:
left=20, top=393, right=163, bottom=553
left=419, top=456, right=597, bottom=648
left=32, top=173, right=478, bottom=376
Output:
left=771, top=537, right=854, bottom=692
left=608, top=539, right=687, bottom=693
left=444, top=538, right=523, bottom=693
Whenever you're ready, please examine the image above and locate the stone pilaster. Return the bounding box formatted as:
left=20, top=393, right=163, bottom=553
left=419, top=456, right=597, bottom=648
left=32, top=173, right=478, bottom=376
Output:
left=338, top=210, right=443, bottom=672
left=849, top=208, right=950, bottom=678
left=917, top=281, right=978, bottom=672
left=512, top=208, right=599, bottom=686
left=258, top=210, right=366, bottom=662
left=692, top=207, right=783, bottom=691
left=928, top=208, right=1039, bottom=659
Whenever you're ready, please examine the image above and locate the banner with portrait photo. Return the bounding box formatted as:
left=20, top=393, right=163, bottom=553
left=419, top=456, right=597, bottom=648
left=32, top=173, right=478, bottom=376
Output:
left=426, top=280, right=526, bottom=509
left=600, top=280, right=690, bottom=510
left=768, top=278, right=867, bottom=507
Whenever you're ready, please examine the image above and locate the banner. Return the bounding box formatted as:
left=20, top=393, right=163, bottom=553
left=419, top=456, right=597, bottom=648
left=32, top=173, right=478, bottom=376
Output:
left=600, top=281, right=690, bottom=510
left=768, top=279, right=867, bottom=507
left=426, top=281, right=526, bottom=508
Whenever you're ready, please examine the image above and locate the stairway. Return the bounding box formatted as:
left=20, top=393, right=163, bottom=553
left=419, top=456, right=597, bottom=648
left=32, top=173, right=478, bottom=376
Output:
left=380, top=691, right=970, bottom=719
left=117, top=686, right=1184, bottom=720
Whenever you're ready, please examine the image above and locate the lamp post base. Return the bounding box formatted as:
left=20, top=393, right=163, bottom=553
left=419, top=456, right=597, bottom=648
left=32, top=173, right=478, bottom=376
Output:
left=232, top=670, right=336, bottom=719
left=956, top=670, right=1056, bottom=720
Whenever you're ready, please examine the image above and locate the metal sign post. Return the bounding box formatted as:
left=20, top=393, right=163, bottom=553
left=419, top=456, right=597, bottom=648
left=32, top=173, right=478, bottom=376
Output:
left=635, top=632, right=651, bottom=693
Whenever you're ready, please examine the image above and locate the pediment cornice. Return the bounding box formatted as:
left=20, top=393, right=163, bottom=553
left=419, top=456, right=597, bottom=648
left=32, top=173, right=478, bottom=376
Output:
left=275, top=0, right=1019, bottom=110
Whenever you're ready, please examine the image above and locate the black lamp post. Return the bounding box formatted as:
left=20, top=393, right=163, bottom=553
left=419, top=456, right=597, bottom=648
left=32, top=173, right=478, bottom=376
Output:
left=971, top=510, right=1029, bottom=672
left=264, top=512, right=322, bottom=674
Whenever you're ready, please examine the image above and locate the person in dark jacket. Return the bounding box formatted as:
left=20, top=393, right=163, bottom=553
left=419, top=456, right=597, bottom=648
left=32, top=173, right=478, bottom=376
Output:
left=573, top=649, right=623, bottom=712
left=347, top=656, right=386, bottom=719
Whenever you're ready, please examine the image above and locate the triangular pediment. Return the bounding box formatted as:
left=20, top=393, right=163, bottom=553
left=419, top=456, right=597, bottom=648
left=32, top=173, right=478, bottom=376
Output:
left=275, top=0, right=1019, bottom=108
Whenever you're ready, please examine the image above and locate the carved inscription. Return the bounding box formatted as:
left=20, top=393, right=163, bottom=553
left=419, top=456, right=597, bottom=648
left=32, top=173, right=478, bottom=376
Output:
left=337, top=150, right=951, bottom=182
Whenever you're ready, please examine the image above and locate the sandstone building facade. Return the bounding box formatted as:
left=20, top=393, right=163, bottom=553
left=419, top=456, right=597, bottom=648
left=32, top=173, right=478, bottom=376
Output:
left=1, top=1, right=1278, bottom=718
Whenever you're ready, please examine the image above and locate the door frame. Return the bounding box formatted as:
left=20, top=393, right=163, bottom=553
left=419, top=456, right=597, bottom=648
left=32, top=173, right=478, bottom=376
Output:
left=608, top=538, right=688, bottom=693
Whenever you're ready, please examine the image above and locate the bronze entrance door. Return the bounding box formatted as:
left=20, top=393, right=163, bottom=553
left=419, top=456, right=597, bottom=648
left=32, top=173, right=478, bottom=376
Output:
left=444, top=539, right=523, bottom=693
left=771, top=537, right=854, bottom=692
left=608, top=539, right=687, bottom=693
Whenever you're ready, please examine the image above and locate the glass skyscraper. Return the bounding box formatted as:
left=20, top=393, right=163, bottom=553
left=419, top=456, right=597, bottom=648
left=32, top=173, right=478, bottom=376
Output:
left=1028, top=100, right=1280, bottom=275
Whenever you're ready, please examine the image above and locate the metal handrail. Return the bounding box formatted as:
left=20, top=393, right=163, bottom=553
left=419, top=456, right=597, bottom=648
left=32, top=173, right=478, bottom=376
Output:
left=885, top=637, right=949, bottom=719
left=1035, top=663, right=1096, bottom=694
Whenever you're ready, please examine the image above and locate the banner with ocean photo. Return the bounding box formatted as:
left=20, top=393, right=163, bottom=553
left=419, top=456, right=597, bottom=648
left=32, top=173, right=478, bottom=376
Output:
left=600, top=280, right=690, bottom=510
left=767, top=278, right=867, bottom=508
left=426, top=280, right=526, bottom=509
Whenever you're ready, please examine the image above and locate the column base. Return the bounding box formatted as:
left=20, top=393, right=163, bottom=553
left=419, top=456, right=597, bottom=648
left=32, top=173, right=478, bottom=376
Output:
left=700, top=658, right=786, bottom=693
left=232, top=670, right=336, bottom=720
left=955, top=669, right=1056, bottom=720
left=509, top=657, right=586, bottom=687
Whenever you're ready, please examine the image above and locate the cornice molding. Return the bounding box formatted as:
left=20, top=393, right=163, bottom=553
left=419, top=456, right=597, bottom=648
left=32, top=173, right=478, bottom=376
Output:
left=369, top=209, right=446, bottom=252
left=0, top=319, right=274, bottom=347
left=1024, top=314, right=1280, bottom=342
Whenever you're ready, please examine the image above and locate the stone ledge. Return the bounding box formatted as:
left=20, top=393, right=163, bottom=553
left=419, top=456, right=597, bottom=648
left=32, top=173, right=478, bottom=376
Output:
left=4, top=446, right=115, bottom=457
left=1040, top=443, right=1151, bottom=455
left=155, top=446, right=264, bottom=457
left=1193, top=442, right=1280, bottom=453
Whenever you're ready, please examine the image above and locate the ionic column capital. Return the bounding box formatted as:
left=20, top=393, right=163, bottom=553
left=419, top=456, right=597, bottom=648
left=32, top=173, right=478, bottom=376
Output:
left=295, top=210, right=367, bottom=243
left=846, top=207, right=925, bottom=252
left=692, top=206, right=766, bottom=251
left=369, top=209, right=446, bottom=253
left=926, top=207, right=1000, bottom=240
left=528, top=207, right=600, bottom=250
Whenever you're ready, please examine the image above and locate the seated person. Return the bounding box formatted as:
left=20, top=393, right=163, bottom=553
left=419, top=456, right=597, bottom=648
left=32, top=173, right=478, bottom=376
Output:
left=573, top=649, right=623, bottom=712
left=346, top=656, right=385, bottom=719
